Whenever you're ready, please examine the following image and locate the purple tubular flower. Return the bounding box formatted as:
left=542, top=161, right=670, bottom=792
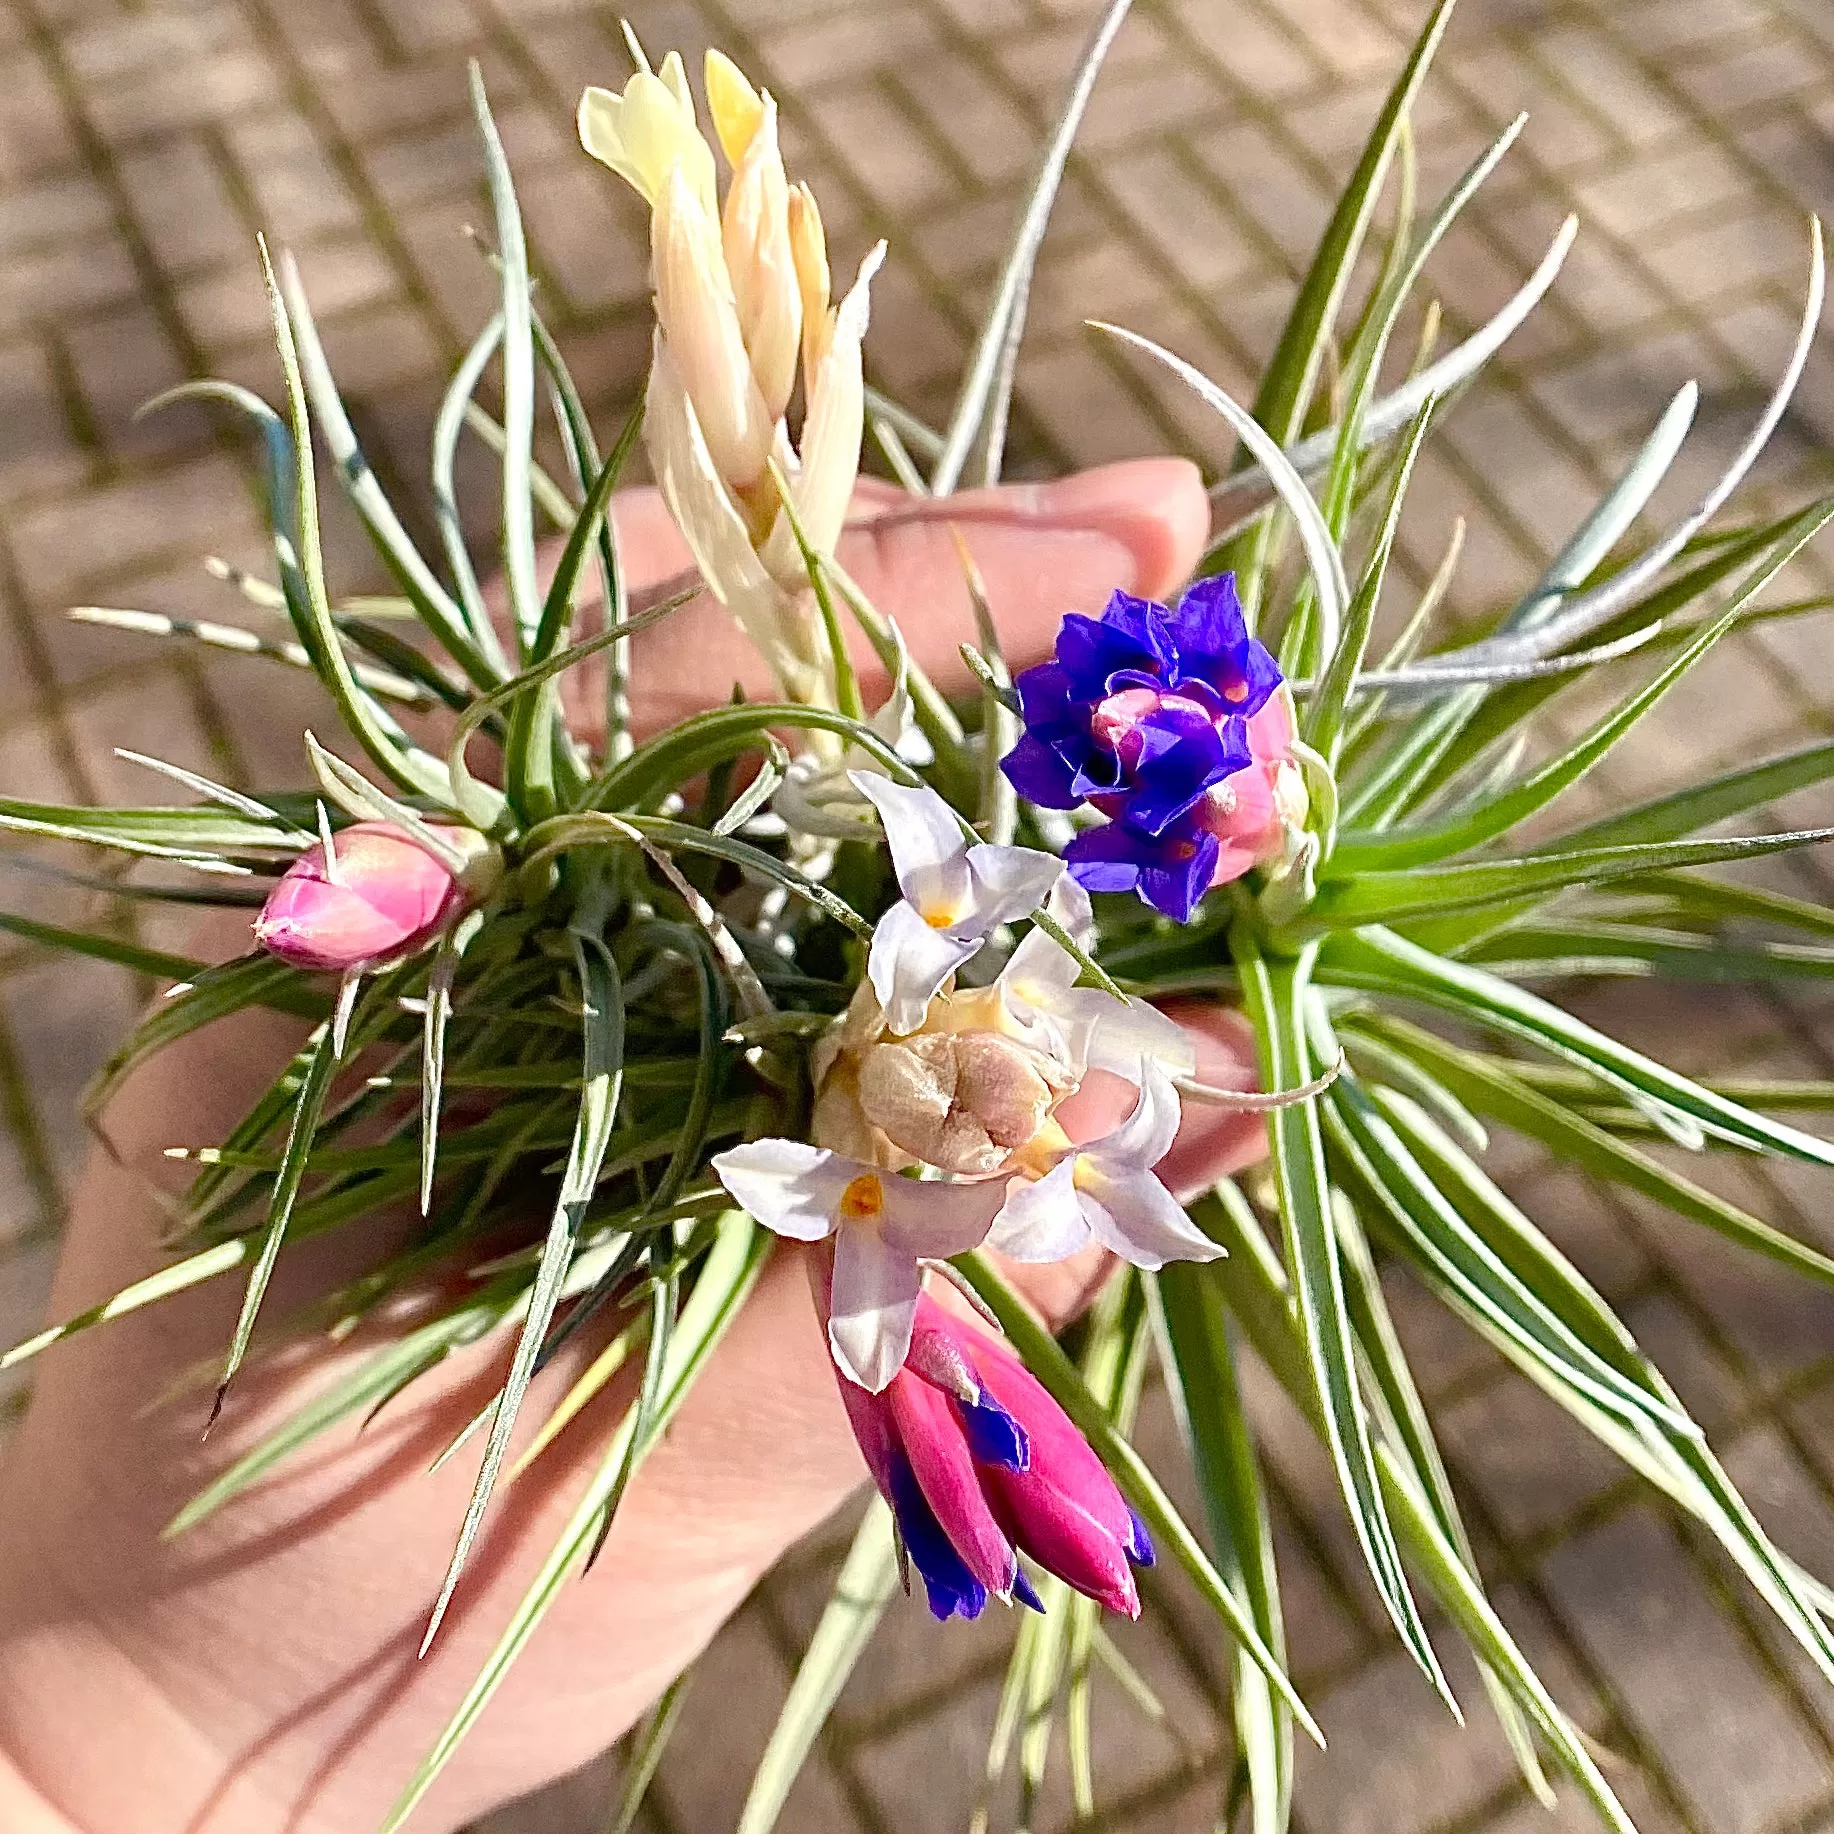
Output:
left=833, top=1293, right=1152, bottom=1620
left=999, top=574, right=1283, bottom=923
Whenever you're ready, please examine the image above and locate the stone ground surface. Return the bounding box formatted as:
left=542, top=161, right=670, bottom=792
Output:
left=4, top=0, right=1834, bottom=1829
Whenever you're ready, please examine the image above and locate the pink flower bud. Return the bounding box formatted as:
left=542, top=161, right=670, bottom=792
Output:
left=827, top=1287, right=1151, bottom=1620
left=254, top=822, right=476, bottom=973
left=1195, top=692, right=1309, bottom=889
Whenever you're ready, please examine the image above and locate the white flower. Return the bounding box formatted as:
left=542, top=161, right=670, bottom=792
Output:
left=996, top=877, right=1195, bottom=1080
left=712, top=1140, right=1005, bottom=1390
left=988, top=1061, right=1222, bottom=1271
left=850, top=772, right=1063, bottom=1037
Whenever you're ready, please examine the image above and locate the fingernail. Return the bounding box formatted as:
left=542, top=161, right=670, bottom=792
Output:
left=997, top=459, right=1209, bottom=598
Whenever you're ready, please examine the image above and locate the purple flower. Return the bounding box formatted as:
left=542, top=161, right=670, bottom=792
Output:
left=1000, top=576, right=1284, bottom=923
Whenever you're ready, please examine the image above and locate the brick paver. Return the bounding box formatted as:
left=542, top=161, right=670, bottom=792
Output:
left=4, top=0, right=1834, bottom=1830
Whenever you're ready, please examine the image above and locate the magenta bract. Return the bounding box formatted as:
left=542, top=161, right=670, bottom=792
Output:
left=254, top=821, right=468, bottom=973
left=833, top=1291, right=1152, bottom=1620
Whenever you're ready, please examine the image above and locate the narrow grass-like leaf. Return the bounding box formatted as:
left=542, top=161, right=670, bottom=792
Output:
left=1320, top=1062, right=1693, bottom=1439
left=1233, top=926, right=1451, bottom=1705
left=1333, top=606, right=1741, bottom=874
left=472, top=65, right=540, bottom=664
left=931, top=0, right=1132, bottom=494
left=0, top=912, right=198, bottom=983
left=254, top=249, right=454, bottom=803
left=735, top=1501, right=900, bottom=1834
left=0, top=796, right=303, bottom=864
left=173, top=1294, right=511, bottom=1536
left=609, top=1668, right=695, bottom=1834
left=1459, top=218, right=1825, bottom=668
left=1152, top=1267, right=1292, bottom=1834
left=432, top=313, right=511, bottom=672
left=588, top=698, right=918, bottom=813
left=1322, top=926, right=1834, bottom=1169
left=86, top=952, right=326, bottom=1119
left=279, top=254, right=502, bottom=690
left=1, top=1238, right=247, bottom=1370
left=767, top=458, right=863, bottom=721
left=421, top=912, right=480, bottom=1215
left=70, top=606, right=437, bottom=708
left=1098, top=326, right=1349, bottom=665
left=1378, top=1446, right=1633, bottom=1832
left=1211, top=0, right=1459, bottom=601
left=419, top=922, right=625, bottom=1653
left=1303, top=827, right=1834, bottom=933
left=1208, top=221, right=1575, bottom=541
left=1504, top=382, right=1699, bottom=635
left=1562, top=741, right=1834, bottom=854
left=1306, top=399, right=1435, bottom=771
left=210, top=1017, right=342, bottom=1426
left=1198, top=1191, right=1632, bottom=1830
left=1354, top=1014, right=1834, bottom=1291
left=527, top=813, right=873, bottom=940
left=956, top=1251, right=1321, bottom=1741
left=1332, top=1204, right=1553, bottom=1804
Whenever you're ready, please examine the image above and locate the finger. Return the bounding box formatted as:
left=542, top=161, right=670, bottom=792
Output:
left=610, top=458, right=1210, bottom=734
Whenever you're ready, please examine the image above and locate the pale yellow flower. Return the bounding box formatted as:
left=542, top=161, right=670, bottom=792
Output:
left=579, top=35, right=885, bottom=715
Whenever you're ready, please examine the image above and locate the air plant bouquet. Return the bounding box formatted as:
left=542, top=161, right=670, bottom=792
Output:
left=10, top=2, right=1834, bottom=1830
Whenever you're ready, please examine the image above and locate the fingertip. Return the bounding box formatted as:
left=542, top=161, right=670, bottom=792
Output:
left=1016, top=457, right=1210, bottom=602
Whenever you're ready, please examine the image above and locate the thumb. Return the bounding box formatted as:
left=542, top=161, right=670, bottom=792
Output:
left=613, top=458, right=1210, bottom=734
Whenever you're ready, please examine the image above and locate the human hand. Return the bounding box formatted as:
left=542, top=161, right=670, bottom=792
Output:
left=0, top=459, right=1267, bottom=1834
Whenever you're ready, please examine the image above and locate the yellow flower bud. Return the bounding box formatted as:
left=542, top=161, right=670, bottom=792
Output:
left=788, top=183, right=833, bottom=389
left=578, top=67, right=716, bottom=219
left=721, top=95, right=801, bottom=424
left=705, top=48, right=767, bottom=168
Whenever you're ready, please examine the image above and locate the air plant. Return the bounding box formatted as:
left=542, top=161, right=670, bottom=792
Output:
left=7, top=3, right=1834, bottom=1832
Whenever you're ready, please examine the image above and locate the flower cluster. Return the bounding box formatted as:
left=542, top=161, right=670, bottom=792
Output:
left=714, top=775, right=1218, bottom=1395
left=1000, top=575, right=1308, bottom=922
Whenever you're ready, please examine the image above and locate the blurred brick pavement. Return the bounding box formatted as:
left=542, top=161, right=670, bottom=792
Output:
left=4, top=0, right=1834, bottom=1829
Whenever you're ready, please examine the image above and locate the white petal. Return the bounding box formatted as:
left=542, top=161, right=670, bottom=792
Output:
left=1000, top=914, right=1082, bottom=1010
left=646, top=338, right=772, bottom=603
left=1098, top=1058, right=1184, bottom=1170
left=1046, top=873, right=1094, bottom=946
left=962, top=841, right=1065, bottom=932
left=868, top=900, right=976, bottom=1035
left=712, top=1139, right=853, bottom=1241
left=653, top=166, right=775, bottom=490
left=1079, top=993, right=1197, bottom=1080
left=1076, top=1166, right=1223, bottom=1271
left=986, top=1158, right=1095, bottom=1263
left=790, top=242, right=885, bottom=555
left=879, top=1174, right=1007, bottom=1259
left=849, top=770, right=969, bottom=909
left=828, top=1225, right=922, bottom=1392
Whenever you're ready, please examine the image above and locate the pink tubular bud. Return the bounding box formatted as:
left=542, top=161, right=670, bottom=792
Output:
left=1197, top=692, right=1309, bottom=890
left=253, top=821, right=479, bottom=973
left=821, top=1285, right=1151, bottom=1622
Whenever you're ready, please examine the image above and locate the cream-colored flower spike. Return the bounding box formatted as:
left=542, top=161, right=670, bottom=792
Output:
left=579, top=33, right=887, bottom=716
